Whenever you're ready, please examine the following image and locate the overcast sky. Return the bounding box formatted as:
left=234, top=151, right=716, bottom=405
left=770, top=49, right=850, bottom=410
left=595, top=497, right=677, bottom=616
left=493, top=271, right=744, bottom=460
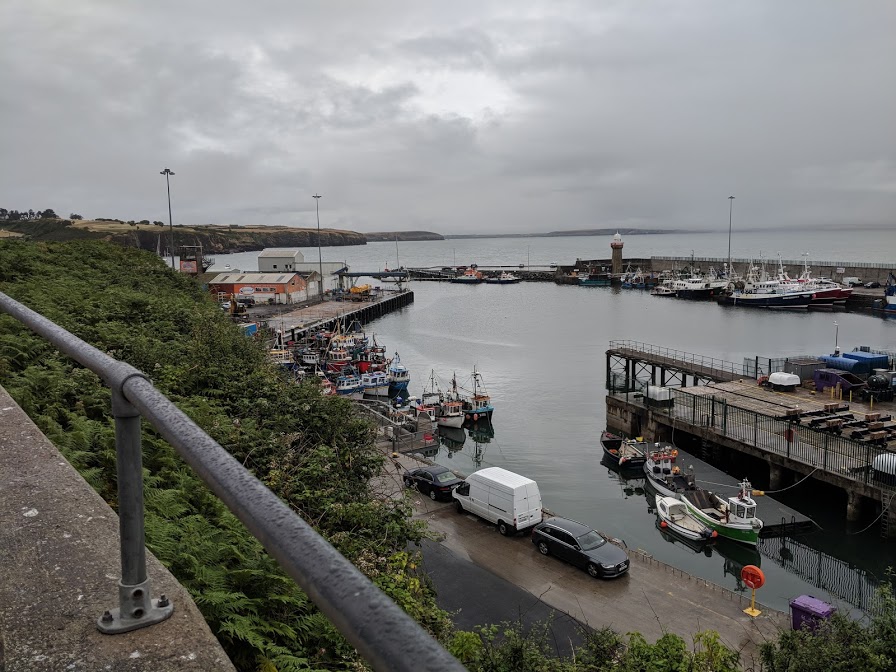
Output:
left=1, top=1, right=894, bottom=234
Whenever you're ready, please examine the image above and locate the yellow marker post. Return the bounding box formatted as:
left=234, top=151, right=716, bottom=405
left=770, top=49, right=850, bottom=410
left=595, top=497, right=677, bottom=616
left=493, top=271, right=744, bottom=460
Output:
left=744, top=588, right=762, bottom=618
left=741, top=565, right=765, bottom=618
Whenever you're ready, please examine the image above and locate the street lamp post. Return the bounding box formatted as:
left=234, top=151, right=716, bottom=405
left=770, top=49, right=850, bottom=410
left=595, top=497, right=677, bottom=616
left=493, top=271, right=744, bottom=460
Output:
left=313, top=193, right=323, bottom=301
left=834, top=321, right=840, bottom=354
left=727, top=195, right=735, bottom=277
left=160, top=168, right=175, bottom=269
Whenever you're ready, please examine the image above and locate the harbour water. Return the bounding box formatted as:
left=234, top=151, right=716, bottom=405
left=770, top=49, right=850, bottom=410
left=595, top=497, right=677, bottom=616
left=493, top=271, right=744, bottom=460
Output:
left=210, top=232, right=896, bottom=616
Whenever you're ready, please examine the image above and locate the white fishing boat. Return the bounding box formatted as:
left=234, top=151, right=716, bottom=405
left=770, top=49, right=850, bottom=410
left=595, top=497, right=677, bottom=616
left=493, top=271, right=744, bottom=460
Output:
left=420, top=370, right=466, bottom=428
left=334, top=373, right=364, bottom=399
left=656, top=496, right=718, bottom=542
left=361, top=371, right=390, bottom=397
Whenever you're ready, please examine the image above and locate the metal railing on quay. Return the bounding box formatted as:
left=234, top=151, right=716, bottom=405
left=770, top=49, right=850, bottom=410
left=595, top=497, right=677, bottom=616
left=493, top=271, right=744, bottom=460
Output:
left=0, top=291, right=464, bottom=672
left=608, top=340, right=743, bottom=378
left=608, top=381, right=893, bottom=495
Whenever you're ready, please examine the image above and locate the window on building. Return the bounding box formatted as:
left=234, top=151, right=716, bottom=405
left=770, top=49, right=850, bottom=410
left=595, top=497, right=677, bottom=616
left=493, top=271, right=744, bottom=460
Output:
left=272, top=264, right=277, bottom=269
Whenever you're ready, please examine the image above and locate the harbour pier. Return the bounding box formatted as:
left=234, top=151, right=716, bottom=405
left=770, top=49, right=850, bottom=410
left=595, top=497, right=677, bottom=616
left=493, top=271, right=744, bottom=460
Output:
left=605, top=341, right=896, bottom=538
left=256, top=289, right=414, bottom=345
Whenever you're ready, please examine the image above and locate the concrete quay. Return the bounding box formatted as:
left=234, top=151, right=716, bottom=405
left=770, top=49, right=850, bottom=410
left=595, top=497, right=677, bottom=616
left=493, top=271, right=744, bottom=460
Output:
left=0, top=386, right=235, bottom=671
left=375, top=442, right=789, bottom=669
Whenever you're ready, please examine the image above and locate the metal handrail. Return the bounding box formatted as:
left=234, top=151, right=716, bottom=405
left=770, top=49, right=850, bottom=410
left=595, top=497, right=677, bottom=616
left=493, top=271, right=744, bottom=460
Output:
left=608, top=340, right=742, bottom=377
left=0, top=291, right=464, bottom=672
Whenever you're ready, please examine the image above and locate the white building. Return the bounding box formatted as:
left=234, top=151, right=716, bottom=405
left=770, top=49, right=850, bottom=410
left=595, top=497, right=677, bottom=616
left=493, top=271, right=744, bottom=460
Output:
left=257, top=248, right=345, bottom=293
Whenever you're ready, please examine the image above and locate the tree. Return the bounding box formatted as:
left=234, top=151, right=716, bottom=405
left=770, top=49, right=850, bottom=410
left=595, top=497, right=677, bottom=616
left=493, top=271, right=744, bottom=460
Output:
left=70, top=213, right=83, bottom=220
left=40, top=209, right=59, bottom=219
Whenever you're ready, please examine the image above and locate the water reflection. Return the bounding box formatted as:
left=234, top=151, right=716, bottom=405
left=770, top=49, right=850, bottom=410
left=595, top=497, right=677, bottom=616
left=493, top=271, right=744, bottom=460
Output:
left=466, top=419, right=494, bottom=468
left=438, top=425, right=466, bottom=453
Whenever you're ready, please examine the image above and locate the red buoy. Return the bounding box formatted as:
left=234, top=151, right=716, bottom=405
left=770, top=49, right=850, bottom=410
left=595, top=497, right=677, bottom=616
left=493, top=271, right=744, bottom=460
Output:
left=660, top=520, right=668, bottom=528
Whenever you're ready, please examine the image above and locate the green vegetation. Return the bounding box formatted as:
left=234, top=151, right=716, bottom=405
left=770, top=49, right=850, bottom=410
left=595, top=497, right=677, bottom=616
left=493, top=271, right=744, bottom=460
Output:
left=1, top=238, right=893, bottom=672
left=0, top=240, right=445, bottom=670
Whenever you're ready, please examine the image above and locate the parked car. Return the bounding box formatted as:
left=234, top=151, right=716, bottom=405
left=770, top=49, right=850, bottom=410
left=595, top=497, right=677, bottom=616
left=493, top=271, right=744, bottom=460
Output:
left=403, top=466, right=463, bottom=501
left=531, top=517, right=630, bottom=579
left=865, top=281, right=881, bottom=289
left=452, top=466, right=542, bottom=535
left=220, top=301, right=231, bottom=311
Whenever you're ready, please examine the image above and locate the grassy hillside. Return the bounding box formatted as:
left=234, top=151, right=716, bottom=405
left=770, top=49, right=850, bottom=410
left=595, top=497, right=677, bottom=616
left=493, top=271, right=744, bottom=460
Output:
left=3, top=219, right=368, bottom=252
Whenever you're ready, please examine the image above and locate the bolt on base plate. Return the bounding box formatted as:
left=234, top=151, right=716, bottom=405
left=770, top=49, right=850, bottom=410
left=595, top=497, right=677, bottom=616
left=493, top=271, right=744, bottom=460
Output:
left=97, top=579, right=174, bottom=634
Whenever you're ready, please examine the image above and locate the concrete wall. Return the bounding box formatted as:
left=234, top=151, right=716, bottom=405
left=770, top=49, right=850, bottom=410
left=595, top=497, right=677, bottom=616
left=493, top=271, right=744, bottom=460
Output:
left=0, top=386, right=236, bottom=671
left=576, top=256, right=896, bottom=283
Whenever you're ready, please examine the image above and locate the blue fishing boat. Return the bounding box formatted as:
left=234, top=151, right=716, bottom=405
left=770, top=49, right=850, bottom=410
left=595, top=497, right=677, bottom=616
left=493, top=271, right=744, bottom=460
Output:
left=388, top=352, right=410, bottom=396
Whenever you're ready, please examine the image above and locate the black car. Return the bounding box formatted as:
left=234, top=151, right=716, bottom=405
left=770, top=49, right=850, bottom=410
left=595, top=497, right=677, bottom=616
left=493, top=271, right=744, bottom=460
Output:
left=403, top=466, right=463, bottom=501
left=531, top=517, right=630, bottom=578
left=865, top=281, right=881, bottom=289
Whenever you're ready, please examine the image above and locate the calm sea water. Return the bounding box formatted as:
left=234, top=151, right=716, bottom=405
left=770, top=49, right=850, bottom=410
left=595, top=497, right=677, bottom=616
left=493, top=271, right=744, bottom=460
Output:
left=212, top=233, right=896, bottom=615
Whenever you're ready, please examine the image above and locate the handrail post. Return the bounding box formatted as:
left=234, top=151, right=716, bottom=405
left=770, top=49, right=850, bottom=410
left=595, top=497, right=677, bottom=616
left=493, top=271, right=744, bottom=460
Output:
left=97, top=388, right=174, bottom=634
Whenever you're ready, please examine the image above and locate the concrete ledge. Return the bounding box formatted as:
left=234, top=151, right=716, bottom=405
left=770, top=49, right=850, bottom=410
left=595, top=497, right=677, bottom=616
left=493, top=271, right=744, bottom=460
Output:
left=0, top=385, right=236, bottom=671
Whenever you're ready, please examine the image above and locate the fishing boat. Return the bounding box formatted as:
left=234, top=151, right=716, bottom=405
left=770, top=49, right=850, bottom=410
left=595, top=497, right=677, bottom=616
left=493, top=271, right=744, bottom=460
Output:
left=436, top=398, right=465, bottom=428
left=656, top=496, right=718, bottom=542
left=360, top=370, right=390, bottom=397
left=876, top=272, right=896, bottom=313
left=679, top=479, right=764, bottom=546
left=643, top=449, right=693, bottom=499
left=458, top=367, right=494, bottom=422
left=420, top=370, right=466, bottom=428
left=451, top=267, right=483, bottom=284
left=485, top=271, right=521, bottom=284
left=334, top=373, right=364, bottom=399
left=387, top=352, right=410, bottom=396
left=650, top=284, right=676, bottom=297
left=578, top=272, right=611, bottom=286
left=408, top=396, right=437, bottom=422
left=326, top=348, right=353, bottom=372
left=600, top=431, right=648, bottom=469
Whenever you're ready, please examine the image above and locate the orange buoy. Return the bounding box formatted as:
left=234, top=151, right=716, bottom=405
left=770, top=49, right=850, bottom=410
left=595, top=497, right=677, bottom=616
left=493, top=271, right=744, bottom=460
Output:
left=711, top=530, right=718, bottom=538
left=660, top=520, right=668, bottom=528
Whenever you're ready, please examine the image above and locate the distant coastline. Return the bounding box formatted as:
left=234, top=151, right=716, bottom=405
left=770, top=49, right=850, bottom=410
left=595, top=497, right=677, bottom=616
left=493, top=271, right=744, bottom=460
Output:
left=443, top=228, right=695, bottom=240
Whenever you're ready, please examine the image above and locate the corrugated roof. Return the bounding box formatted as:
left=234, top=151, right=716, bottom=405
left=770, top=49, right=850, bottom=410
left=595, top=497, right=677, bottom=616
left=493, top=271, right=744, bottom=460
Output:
left=208, top=272, right=298, bottom=284
left=258, top=248, right=302, bottom=257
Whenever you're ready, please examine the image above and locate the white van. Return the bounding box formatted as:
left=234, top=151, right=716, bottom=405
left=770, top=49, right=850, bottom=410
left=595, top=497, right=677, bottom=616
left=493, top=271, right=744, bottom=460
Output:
left=452, top=467, right=542, bottom=536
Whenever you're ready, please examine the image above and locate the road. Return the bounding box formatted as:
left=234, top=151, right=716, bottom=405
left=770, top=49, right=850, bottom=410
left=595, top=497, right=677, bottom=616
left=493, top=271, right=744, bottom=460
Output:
left=380, top=448, right=789, bottom=668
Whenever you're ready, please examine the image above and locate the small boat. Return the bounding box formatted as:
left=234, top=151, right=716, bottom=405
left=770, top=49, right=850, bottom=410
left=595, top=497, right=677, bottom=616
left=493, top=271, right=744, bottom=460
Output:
left=578, top=271, right=611, bottom=286
left=318, top=375, right=335, bottom=396
left=326, top=348, right=353, bottom=372
left=409, top=396, right=437, bottom=422
left=451, top=267, right=483, bottom=284
left=643, top=449, right=693, bottom=499
left=485, top=271, right=521, bottom=284
left=650, top=284, right=676, bottom=297
left=680, top=479, right=764, bottom=546
left=436, top=398, right=465, bottom=428
left=600, top=431, right=647, bottom=469
left=656, top=496, right=718, bottom=542
left=387, top=352, right=410, bottom=396
left=361, top=371, right=390, bottom=397
left=458, top=367, right=494, bottom=422
left=334, top=373, right=364, bottom=399
left=268, top=348, right=294, bottom=367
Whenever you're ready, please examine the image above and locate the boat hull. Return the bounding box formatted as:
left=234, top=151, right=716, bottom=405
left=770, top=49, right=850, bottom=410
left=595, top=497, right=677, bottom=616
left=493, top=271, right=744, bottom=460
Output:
left=719, top=292, right=812, bottom=309
left=680, top=497, right=760, bottom=545
left=436, top=414, right=465, bottom=428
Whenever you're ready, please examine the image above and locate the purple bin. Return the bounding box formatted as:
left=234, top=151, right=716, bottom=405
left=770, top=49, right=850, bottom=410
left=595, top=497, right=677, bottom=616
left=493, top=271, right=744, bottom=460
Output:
left=789, top=595, right=836, bottom=631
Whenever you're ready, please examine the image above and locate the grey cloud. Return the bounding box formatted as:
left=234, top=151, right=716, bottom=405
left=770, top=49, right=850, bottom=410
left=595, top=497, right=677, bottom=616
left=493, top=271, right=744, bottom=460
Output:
left=0, top=0, right=893, bottom=233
